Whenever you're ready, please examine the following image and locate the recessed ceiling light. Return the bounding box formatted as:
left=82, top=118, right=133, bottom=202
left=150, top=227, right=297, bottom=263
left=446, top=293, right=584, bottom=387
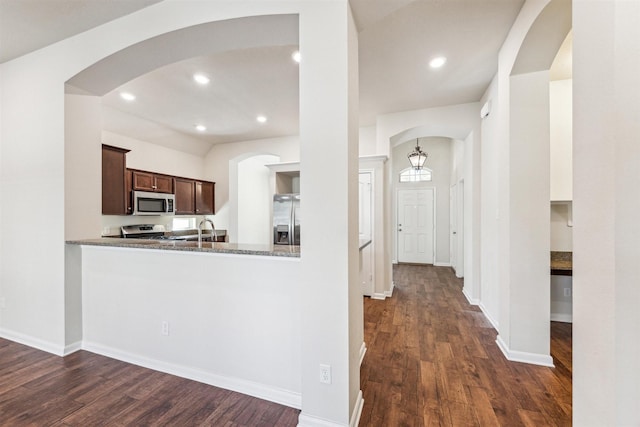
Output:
left=292, top=50, right=301, bottom=63
left=193, top=73, right=210, bottom=85
left=429, top=56, right=447, bottom=68
left=195, top=124, right=207, bottom=132
left=256, top=115, right=267, bottom=124
left=120, top=92, right=136, bottom=101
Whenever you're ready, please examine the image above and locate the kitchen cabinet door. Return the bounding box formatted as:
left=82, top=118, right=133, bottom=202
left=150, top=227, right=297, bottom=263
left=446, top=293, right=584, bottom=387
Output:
left=174, top=178, right=196, bottom=214
left=195, top=181, right=215, bottom=214
left=132, top=170, right=174, bottom=193
left=102, top=144, right=131, bottom=215
left=154, top=174, right=174, bottom=193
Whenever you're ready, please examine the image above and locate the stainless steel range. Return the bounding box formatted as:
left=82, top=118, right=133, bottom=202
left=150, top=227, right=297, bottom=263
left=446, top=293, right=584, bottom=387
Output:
left=121, top=224, right=168, bottom=239
left=120, top=224, right=217, bottom=242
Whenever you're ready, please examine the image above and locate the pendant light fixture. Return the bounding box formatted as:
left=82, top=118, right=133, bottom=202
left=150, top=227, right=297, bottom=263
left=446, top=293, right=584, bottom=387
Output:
left=407, top=138, right=428, bottom=170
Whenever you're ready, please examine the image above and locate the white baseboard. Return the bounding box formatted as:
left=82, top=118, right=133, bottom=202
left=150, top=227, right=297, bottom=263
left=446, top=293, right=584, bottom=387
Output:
left=478, top=302, right=499, bottom=330
left=462, top=288, right=479, bottom=305
left=370, top=282, right=394, bottom=300
left=82, top=340, right=301, bottom=409
left=350, top=390, right=364, bottom=427
left=297, top=390, right=363, bottom=427
left=0, top=328, right=65, bottom=356
left=495, top=335, right=555, bottom=367
left=550, top=313, right=573, bottom=323
left=359, top=342, right=367, bottom=367
left=434, top=262, right=451, bottom=267
left=385, top=282, right=395, bottom=297
left=64, top=341, right=83, bottom=356
left=298, top=414, right=347, bottom=427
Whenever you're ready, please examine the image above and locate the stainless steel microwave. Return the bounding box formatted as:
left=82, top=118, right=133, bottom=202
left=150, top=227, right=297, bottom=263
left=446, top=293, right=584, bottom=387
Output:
left=132, top=191, right=175, bottom=215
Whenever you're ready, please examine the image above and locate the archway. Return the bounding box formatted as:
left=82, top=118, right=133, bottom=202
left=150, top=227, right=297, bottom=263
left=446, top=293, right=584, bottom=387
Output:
left=491, top=0, right=571, bottom=366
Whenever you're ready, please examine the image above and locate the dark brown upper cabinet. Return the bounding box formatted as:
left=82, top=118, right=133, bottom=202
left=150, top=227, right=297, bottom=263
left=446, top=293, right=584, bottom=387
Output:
left=131, top=170, right=174, bottom=194
left=102, top=144, right=131, bottom=215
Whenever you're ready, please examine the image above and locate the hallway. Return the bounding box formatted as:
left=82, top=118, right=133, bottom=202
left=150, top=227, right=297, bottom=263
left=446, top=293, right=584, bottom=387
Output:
left=359, top=264, right=572, bottom=426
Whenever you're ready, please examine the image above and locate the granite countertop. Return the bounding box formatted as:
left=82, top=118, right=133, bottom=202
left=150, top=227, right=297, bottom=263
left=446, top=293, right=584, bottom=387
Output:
left=551, top=251, right=572, bottom=276
left=67, top=237, right=300, bottom=258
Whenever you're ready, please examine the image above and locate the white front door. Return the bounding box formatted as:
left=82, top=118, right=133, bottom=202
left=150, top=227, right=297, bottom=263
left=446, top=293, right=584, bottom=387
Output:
left=397, top=188, right=435, bottom=264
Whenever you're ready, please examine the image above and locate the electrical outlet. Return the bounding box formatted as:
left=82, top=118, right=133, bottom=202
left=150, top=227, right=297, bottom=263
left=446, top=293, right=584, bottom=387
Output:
left=320, top=364, right=332, bottom=384
left=564, top=288, right=571, bottom=297
left=0, top=297, right=5, bottom=309
left=161, top=321, right=170, bottom=336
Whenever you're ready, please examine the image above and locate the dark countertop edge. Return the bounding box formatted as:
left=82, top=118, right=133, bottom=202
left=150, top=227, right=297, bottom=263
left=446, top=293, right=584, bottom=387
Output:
left=66, top=239, right=300, bottom=258
left=550, top=251, right=572, bottom=276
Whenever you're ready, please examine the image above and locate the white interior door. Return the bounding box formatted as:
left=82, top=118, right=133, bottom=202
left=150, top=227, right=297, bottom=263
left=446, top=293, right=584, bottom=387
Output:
left=397, top=188, right=434, bottom=264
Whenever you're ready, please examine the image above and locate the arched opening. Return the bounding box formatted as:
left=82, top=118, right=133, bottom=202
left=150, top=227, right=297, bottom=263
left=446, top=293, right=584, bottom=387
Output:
left=493, top=0, right=572, bottom=366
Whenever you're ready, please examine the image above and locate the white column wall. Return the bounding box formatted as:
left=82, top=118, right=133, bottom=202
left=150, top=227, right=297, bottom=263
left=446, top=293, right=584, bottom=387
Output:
left=479, top=0, right=554, bottom=362
left=65, top=95, right=103, bottom=241
left=298, top=1, right=360, bottom=424
left=502, top=70, right=551, bottom=363
left=0, top=64, right=66, bottom=352
left=573, top=0, right=640, bottom=424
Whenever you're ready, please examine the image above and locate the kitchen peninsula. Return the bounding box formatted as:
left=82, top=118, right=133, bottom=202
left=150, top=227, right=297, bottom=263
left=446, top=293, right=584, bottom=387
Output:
left=67, top=238, right=300, bottom=257
left=65, top=237, right=303, bottom=409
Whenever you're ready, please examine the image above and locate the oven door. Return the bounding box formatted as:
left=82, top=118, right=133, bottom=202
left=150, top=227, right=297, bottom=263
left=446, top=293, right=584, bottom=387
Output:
left=133, top=191, right=175, bottom=215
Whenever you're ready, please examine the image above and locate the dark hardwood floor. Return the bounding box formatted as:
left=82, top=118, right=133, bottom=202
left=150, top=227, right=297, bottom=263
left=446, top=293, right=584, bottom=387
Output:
left=359, top=264, right=572, bottom=426
left=0, top=263, right=571, bottom=426
left=0, top=339, right=300, bottom=426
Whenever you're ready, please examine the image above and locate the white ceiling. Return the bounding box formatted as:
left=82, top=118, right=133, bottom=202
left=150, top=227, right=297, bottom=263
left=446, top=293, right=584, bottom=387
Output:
left=1, top=0, right=528, bottom=154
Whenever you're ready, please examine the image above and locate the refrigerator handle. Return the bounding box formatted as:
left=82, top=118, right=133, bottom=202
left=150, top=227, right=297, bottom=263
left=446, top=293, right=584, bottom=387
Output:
left=290, top=202, right=295, bottom=245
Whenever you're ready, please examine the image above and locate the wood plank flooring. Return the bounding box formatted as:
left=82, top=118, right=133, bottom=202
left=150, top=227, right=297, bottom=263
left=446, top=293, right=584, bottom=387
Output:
left=359, top=264, right=572, bottom=426
left=0, top=339, right=300, bottom=426
left=0, top=263, right=571, bottom=426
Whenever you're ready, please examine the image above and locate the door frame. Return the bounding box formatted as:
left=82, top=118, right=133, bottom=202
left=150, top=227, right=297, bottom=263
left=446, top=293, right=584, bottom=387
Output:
left=359, top=170, right=375, bottom=296
left=395, top=186, right=436, bottom=264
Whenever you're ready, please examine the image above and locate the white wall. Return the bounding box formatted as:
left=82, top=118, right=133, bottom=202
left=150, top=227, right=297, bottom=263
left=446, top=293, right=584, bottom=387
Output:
left=506, top=70, right=551, bottom=363
left=479, top=76, right=501, bottom=327
left=358, top=125, right=376, bottom=156
left=391, top=137, right=452, bottom=265
left=550, top=79, right=572, bottom=201
left=65, top=94, right=103, bottom=241
left=573, top=0, right=640, bottom=424
left=205, top=135, right=299, bottom=235
left=103, top=131, right=206, bottom=179
left=237, top=154, right=279, bottom=244
left=0, top=2, right=362, bottom=425
left=0, top=58, right=66, bottom=353
left=550, top=203, right=572, bottom=251
left=80, top=246, right=302, bottom=407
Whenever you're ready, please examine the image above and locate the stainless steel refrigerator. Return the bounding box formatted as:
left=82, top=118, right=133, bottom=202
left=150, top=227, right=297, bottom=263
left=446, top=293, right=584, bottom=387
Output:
left=273, top=194, right=300, bottom=245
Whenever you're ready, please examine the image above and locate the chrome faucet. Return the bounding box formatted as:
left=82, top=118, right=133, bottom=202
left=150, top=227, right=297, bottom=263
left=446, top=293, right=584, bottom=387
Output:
left=198, top=218, right=217, bottom=246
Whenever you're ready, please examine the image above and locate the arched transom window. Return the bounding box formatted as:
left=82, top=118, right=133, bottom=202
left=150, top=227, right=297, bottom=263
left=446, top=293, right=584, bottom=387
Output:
left=399, top=167, right=432, bottom=183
